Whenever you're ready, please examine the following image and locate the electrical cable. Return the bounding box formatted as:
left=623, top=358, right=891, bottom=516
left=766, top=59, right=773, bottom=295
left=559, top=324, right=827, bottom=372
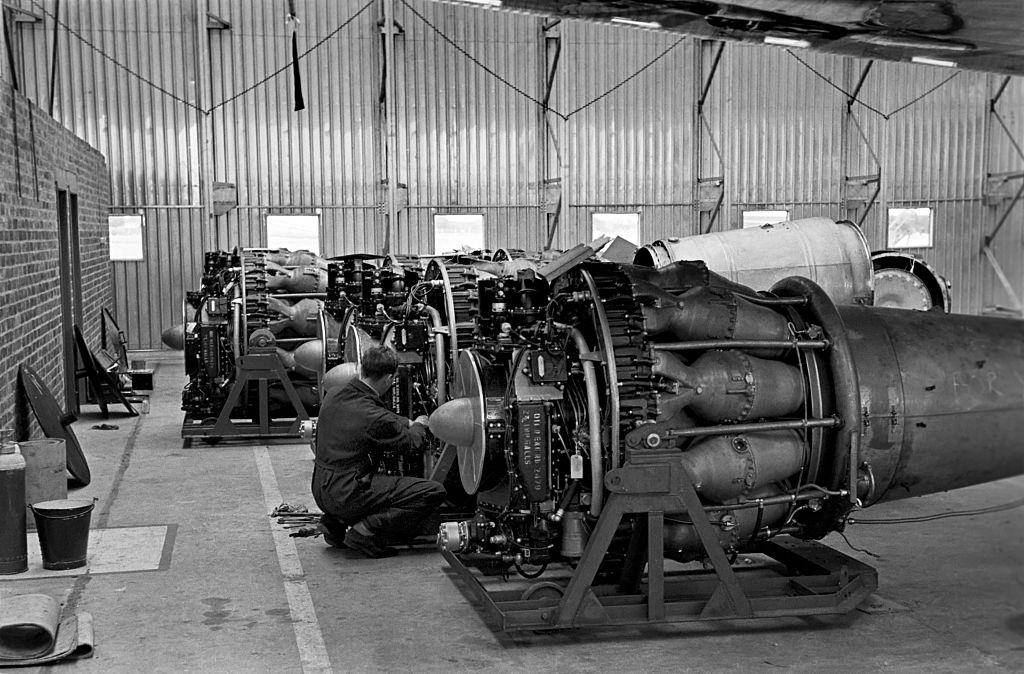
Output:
left=786, top=48, right=961, bottom=120
left=29, top=0, right=204, bottom=113
left=399, top=0, right=684, bottom=121
left=835, top=530, right=882, bottom=559
left=207, top=0, right=373, bottom=113
left=28, top=0, right=373, bottom=115
left=848, top=496, right=1024, bottom=525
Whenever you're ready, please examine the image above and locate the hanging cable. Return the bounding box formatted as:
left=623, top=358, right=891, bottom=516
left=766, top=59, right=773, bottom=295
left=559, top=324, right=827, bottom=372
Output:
left=399, top=0, right=684, bottom=121
left=787, top=48, right=961, bottom=120
left=207, top=0, right=373, bottom=113
left=28, top=0, right=204, bottom=113
left=28, top=0, right=373, bottom=115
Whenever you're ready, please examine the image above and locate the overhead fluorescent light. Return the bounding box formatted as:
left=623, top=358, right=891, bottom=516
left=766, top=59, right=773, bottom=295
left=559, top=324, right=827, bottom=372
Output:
left=764, top=36, right=811, bottom=49
left=610, top=17, right=662, bottom=29
left=911, top=56, right=957, bottom=68
left=458, top=0, right=502, bottom=6
left=850, top=34, right=973, bottom=52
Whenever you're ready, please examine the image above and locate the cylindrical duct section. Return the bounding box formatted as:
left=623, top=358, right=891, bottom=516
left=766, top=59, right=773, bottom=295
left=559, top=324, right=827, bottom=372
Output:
left=836, top=305, right=1024, bottom=504
left=870, top=251, right=951, bottom=312
left=634, top=218, right=874, bottom=305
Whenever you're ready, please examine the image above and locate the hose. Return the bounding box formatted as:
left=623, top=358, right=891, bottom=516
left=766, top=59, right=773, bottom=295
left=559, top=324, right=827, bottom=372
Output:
left=557, top=324, right=604, bottom=516
left=422, top=305, right=447, bottom=403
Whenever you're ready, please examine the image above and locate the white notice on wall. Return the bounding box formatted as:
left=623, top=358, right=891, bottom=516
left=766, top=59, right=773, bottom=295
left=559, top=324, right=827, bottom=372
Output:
left=109, top=214, right=145, bottom=261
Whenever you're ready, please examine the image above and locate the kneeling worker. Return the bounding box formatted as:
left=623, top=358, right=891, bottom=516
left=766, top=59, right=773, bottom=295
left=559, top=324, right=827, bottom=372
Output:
left=312, top=346, right=446, bottom=558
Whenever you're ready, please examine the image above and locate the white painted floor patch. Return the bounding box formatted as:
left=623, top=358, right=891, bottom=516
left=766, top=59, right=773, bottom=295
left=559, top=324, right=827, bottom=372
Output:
left=0, top=525, right=175, bottom=580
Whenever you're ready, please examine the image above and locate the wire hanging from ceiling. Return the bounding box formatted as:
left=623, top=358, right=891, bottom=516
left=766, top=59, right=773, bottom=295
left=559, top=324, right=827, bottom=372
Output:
left=399, top=0, right=685, bottom=122
left=27, top=0, right=373, bottom=115
left=786, top=49, right=962, bottom=120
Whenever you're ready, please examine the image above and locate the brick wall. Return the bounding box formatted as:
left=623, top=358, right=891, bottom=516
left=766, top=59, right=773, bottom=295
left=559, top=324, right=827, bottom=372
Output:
left=0, top=75, right=112, bottom=439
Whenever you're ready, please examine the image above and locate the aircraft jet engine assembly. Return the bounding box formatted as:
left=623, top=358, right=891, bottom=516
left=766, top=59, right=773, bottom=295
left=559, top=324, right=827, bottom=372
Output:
left=176, top=248, right=328, bottom=442
left=429, top=251, right=1024, bottom=631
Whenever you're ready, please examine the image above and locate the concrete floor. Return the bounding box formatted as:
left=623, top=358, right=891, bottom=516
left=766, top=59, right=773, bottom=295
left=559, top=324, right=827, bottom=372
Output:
left=2, top=351, right=1022, bottom=673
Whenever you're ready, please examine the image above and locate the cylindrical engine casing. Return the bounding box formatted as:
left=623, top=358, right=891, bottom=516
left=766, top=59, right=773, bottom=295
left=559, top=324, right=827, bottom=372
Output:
left=635, top=218, right=874, bottom=305
left=663, top=489, right=790, bottom=560
left=685, top=350, right=804, bottom=423
left=641, top=285, right=792, bottom=345
left=837, top=305, right=1024, bottom=503
left=681, top=430, right=807, bottom=502
left=267, top=266, right=328, bottom=294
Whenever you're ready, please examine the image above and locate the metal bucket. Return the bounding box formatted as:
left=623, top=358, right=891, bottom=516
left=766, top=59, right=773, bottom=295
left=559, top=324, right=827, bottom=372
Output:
left=634, top=218, right=874, bottom=305
left=31, top=498, right=95, bottom=570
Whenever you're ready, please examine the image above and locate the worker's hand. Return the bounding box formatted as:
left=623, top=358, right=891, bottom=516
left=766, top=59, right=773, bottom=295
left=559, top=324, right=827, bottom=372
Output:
left=408, top=422, right=428, bottom=449
left=412, top=414, right=430, bottom=428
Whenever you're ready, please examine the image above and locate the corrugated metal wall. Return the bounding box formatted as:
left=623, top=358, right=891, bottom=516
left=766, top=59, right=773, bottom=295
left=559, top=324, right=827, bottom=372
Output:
left=395, top=1, right=542, bottom=253
left=558, top=23, right=694, bottom=249
left=11, top=0, right=1024, bottom=345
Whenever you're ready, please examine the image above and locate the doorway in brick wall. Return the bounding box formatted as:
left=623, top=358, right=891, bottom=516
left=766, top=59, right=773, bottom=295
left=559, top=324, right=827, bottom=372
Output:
left=56, top=188, right=84, bottom=413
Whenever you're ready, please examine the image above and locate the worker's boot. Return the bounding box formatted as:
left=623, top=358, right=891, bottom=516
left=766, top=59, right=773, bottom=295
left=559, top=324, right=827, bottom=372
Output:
left=343, top=528, right=397, bottom=558
left=317, top=514, right=349, bottom=549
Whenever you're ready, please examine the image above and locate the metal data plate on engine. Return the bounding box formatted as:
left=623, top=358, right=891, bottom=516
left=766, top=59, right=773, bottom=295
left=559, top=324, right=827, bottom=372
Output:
left=516, top=402, right=550, bottom=502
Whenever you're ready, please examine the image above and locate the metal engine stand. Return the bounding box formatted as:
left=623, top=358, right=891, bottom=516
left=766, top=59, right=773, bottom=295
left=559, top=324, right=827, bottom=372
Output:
left=443, top=449, right=877, bottom=631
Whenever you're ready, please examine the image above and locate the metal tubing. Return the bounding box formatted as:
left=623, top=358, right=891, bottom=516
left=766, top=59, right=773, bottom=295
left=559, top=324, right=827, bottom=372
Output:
left=423, top=305, right=447, bottom=404
left=771, top=276, right=862, bottom=497
left=266, top=293, right=327, bottom=299
left=733, top=294, right=809, bottom=306
left=563, top=325, right=604, bottom=515
left=706, top=487, right=848, bottom=513
left=273, top=337, right=318, bottom=344
left=581, top=269, right=620, bottom=470
left=654, top=339, right=829, bottom=351
left=668, top=417, right=841, bottom=439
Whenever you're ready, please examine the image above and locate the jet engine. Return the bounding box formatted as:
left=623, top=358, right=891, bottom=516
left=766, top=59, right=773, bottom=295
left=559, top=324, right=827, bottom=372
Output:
left=431, top=257, right=1024, bottom=591
left=178, top=248, right=326, bottom=440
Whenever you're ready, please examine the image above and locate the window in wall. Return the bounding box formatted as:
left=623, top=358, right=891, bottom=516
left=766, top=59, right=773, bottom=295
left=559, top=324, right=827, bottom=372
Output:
left=742, top=210, right=789, bottom=228
left=592, top=212, right=640, bottom=245
left=434, top=214, right=484, bottom=255
left=887, top=208, right=933, bottom=248
left=108, top=214, right=145, bottom=261
left=266, top=214, right=320, bottom=254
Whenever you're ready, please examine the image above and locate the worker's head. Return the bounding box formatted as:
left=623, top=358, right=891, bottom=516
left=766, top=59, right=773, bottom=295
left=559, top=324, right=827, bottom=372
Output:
left=360, top=346, right=399, bottom=395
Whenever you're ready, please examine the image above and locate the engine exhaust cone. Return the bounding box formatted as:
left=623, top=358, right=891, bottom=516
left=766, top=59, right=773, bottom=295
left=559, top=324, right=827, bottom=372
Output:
left=429, top=398, right=476, bottom=447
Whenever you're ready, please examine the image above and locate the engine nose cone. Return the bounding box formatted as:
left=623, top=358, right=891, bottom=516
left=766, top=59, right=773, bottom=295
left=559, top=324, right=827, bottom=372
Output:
left=428, top=398, right=476, bottom=446
left=161, top=324, right=185, bottom=350
left=323, top=362, right=359, bottom=393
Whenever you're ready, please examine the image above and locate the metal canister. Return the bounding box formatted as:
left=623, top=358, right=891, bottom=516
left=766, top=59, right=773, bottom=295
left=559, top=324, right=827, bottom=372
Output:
left=0, top=429, right=28, bottom=574
left=634, top=218, right=874, bottom=306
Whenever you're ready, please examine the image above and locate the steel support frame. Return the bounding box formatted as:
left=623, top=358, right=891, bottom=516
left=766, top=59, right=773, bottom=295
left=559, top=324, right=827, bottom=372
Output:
left=379, top=0, right=402, bottom=255
left=694, top=40, right=725, bottom=235
left=841, top=60, right=882, bottom=229
left=540, top=19, right=563, bottom=251
left=982, top=76, right=1024, bottom=315
left=181, top=352, right=310, bottom=441
left=442, top=450, right=877, bottom=632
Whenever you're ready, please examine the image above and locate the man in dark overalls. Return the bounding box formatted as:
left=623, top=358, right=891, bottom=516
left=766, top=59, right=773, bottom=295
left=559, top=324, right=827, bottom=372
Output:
left=311, top=346, right=446, bottom=558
